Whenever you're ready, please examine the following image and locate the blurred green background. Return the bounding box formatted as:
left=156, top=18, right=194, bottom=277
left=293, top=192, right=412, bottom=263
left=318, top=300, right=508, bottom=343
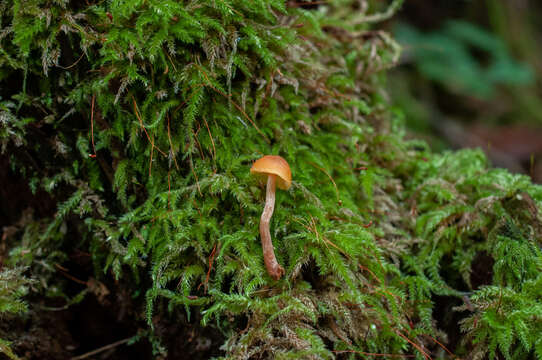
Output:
left=387, top=0, right=542, bottom=182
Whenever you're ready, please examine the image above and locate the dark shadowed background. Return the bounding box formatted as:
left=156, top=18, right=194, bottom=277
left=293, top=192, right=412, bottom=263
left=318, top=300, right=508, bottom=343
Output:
left=387, top=0, right=542, bottom=182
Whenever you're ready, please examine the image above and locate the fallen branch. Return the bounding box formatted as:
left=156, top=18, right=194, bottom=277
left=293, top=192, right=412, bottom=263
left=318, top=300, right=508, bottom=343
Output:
left=70, top=337, right=132, bottom=360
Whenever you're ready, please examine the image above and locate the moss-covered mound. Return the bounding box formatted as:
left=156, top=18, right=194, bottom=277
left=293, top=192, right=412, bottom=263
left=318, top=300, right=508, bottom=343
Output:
left=1, top=0, right=541, bottom=359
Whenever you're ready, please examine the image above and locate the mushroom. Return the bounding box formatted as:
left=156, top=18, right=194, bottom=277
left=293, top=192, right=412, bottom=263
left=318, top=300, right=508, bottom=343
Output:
left=250, top=155, right=292, bottom=280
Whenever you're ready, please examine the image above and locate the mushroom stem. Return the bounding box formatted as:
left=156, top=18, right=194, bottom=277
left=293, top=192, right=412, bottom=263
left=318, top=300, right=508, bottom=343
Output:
left=260, top=175, right=285, bottom=280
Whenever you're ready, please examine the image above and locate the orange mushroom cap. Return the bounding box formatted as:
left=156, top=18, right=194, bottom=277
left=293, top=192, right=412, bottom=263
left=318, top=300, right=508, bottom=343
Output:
left=250, top=155, right=292, bottom=190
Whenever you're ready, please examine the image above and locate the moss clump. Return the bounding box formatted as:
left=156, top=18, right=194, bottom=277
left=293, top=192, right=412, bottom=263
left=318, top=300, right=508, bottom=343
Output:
left=0, top=267, right=33, bottom=359
left=1, top=0, right=541, bottom=359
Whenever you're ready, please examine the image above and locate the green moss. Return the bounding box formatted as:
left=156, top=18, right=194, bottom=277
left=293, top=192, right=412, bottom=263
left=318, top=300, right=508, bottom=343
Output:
left=1, top=0, right=541, bottom=359
left=0, top=267, right=33, bottom=359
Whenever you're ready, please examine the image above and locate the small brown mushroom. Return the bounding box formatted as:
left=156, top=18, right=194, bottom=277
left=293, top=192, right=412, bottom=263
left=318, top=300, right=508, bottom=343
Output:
left=250, top=155, right=292, bottom=280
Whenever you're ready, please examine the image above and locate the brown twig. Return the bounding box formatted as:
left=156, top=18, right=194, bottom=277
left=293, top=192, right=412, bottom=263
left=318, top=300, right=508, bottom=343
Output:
left=149, top=134, right=154, bottom=176
left=132, top=96, right=167, bottom=157
left=90, top=94, right=97, bottom=158
left=167, top=170, right=171, bottom=211
left=58, top=52, right=85, bottom=70
left=55, top=263, right=88, bottom=285
left=167, top=114, right=179, bottom=170
left=192, top=127, right=206, bottom=160
left=164, top=49, right=177, bottom=72
left=332, top=350, right=415, bottom=358
left=172, top=84, right=205, bottom=115
left=202, top=116, right=216, bottom=160
left=358, top=263, right=381, bottom=285
left=423, top=334, right=456, bottom=358
left=395, top=331, right=432, bottom=360
left=192, top=199, right=202, bottom=218
left=189, top=156, right=202, bottom=197
left=70, top=337, right=132, bottom=360
left=200, top=243, right=218, bottom=293
left=131, top=96, right=168, bottom=177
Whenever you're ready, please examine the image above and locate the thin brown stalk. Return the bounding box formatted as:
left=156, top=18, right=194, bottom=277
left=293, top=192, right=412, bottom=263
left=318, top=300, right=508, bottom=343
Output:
left=71, top=337, right=131, bottom=360
left=395, top=331, right=432, bottom=360
left=202, top=116, right=216, bottom=160
left=307, top=161, right=340, bottom=203
left=90, top=94, right=97, bottom=157
left=167, top=114, right=179, bottom=170
left=131, top=96, right=167, bottom=157
left=332, top=349, right=415, bottom=358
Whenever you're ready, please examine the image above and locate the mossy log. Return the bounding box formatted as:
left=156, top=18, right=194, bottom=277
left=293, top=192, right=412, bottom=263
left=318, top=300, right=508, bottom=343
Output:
left=1, top=1, right=541, bottom=359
